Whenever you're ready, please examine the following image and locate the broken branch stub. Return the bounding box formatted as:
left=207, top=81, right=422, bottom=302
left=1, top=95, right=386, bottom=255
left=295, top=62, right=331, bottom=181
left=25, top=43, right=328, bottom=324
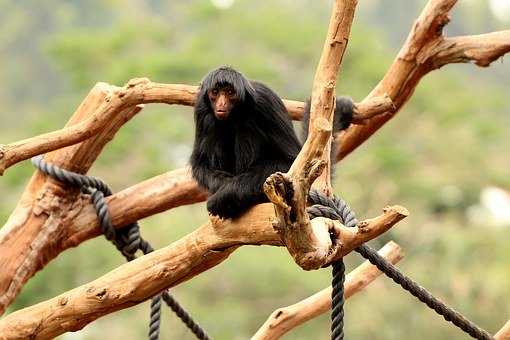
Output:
left=263, top=161, right=409, bottom=271
left=264, top=158, right=328, bottom=270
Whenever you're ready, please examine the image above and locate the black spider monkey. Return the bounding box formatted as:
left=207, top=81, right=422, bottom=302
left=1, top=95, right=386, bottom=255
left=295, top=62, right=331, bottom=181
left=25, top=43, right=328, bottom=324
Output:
left=190, top=66, right=354, bottom=218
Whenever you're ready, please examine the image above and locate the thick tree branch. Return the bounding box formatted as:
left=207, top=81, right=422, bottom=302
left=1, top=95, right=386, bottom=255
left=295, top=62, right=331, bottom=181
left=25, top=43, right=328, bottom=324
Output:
left=336, top=1, right=510, bottom=160
left=0, top=85, right=143, bottom=314
left=0, top=84, right=389, bottom=176
left=62, top=168, right=207, bottom=248
left=252, top=241, right=403, bottom=340
left=0, top=206, right=407, bottom=339
left=266, top=0, right=360, bottom=270
left=291, top=0, right=357, bottom=192
left=431, top=31, right=510, bottom=68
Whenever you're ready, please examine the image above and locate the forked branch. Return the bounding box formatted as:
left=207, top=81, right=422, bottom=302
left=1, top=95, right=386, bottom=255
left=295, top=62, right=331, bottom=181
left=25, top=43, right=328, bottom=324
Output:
left=265, top=0, right=360, bottom=270
left=336, top=0, right=510, bottom=160
left=0, top=205, right=407, bottom=339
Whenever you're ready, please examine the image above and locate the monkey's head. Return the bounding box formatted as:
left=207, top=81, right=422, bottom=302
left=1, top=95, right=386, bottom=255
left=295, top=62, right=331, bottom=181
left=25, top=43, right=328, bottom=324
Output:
left=207, top=85, right=238, bottom=120
left=199, top=66, right=256, bottom=121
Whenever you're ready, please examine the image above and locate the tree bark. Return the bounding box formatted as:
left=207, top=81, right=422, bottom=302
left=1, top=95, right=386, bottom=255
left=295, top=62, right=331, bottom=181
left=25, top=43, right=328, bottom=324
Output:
left=0, top=206, right=407, bottom=339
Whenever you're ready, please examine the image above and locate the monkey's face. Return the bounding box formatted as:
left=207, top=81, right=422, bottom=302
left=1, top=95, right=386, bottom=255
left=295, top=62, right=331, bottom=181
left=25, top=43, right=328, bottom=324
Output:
left=207, top=85, right=239, bottom=120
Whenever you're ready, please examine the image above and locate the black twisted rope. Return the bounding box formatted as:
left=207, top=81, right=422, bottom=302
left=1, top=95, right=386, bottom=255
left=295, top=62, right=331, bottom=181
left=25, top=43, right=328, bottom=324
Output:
left=307, top=191, right=357, bottom=340
left=306, top=189, right=494, bottom=340
left=330, top=261, right=345, bottom=340
left=31, top=156, right=210, bottom=340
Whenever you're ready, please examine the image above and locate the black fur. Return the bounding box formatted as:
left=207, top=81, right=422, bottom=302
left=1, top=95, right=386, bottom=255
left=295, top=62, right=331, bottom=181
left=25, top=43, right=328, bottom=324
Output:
left=190, top=66, right=353, bottom=218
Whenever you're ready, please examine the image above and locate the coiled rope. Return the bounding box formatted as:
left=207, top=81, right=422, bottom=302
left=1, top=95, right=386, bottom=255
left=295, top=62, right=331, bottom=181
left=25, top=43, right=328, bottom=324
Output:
left=307, top=189, right=494, bottom=340
left=32, top=156, right=210, bottom=340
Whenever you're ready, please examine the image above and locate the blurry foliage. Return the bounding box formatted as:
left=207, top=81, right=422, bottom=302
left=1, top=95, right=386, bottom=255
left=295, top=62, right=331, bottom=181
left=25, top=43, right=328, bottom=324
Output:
left=0, top=0, right=509, bottom=339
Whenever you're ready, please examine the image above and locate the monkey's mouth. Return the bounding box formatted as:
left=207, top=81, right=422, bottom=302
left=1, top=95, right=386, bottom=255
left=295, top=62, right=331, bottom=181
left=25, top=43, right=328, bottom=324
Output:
left=215, top=110, right=228, bottom=120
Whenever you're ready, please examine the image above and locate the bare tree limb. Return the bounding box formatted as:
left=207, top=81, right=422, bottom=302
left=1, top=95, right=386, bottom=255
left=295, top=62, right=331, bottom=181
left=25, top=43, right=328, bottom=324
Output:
left=336, top=1, right=510, bottom=161
left=0, top=84, right=389, bottom=176
left=430, top=31, right=510, bottom=68
left=0, top=205, right=407, bottom=339
left=0, top=84, right=143, bottom=314
left=495, top=320, right=510, bottom=340
left=62, top=167, right=207, bottom=248
left=252, top=241, right=404, bottom=340
left=292, top=0, right=358, bottom=192
left=265, top=0, right=360, bottom=270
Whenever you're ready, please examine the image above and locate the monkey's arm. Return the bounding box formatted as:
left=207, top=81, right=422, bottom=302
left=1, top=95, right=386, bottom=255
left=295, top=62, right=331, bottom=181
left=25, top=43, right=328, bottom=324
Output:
left=207, top=160, right=291, bottom=218
left=191, top=163, right=233, bottom=194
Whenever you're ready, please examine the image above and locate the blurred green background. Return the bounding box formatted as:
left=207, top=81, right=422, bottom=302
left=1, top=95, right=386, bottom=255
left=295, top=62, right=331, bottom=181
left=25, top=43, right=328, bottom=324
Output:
left=1, top=0, right=510, bottom=339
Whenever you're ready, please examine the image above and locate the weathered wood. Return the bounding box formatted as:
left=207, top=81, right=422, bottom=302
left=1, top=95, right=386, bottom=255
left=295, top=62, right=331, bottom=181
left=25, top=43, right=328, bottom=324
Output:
left=252, top=241, right=404, bottom=340
left=0, top=84, right=143, bottom=314
left=267, top=0, right=360, bottom=270
left=291, top=0, right=358, bottom=192
left=0, top=206, right=407, bottom=339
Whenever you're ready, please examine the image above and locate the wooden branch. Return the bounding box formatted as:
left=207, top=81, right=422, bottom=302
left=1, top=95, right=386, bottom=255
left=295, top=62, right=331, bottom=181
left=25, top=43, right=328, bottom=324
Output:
left=1, top=3, right=507, bottom=174
left=351, top=94, right=394, bottom=124
left=264, top=0, right=360, bottom=271
left=264, top=166, right=408, bottom=270
left=495, top=320, right=510, bottom=340
left=0, top=81, right=389, bottom=176
left=431, top=31, right=510, bottom=68
left=252, top=241, right=404, bottom=340
left=0, top=205, right=407, bottom=339
left=0, top=84, right=143, bottom=315
left=62, top=167, right=207, bottom=248
left=292, top=0, right=358, bottom=192
left=336, top=1, right=510, bottom=161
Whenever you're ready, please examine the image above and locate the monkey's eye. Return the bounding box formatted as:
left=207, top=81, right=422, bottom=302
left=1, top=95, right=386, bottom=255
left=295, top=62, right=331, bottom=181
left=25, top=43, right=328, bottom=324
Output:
left=211, top=89, right=219, bottom=96
left=227, top=89, right=235, bottom=96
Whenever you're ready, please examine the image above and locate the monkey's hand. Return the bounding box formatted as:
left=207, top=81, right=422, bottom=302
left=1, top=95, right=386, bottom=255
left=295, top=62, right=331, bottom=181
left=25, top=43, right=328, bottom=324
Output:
left=207, top=188, right=244, bottom=218
left=207, top=184, right=264, bottom=219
